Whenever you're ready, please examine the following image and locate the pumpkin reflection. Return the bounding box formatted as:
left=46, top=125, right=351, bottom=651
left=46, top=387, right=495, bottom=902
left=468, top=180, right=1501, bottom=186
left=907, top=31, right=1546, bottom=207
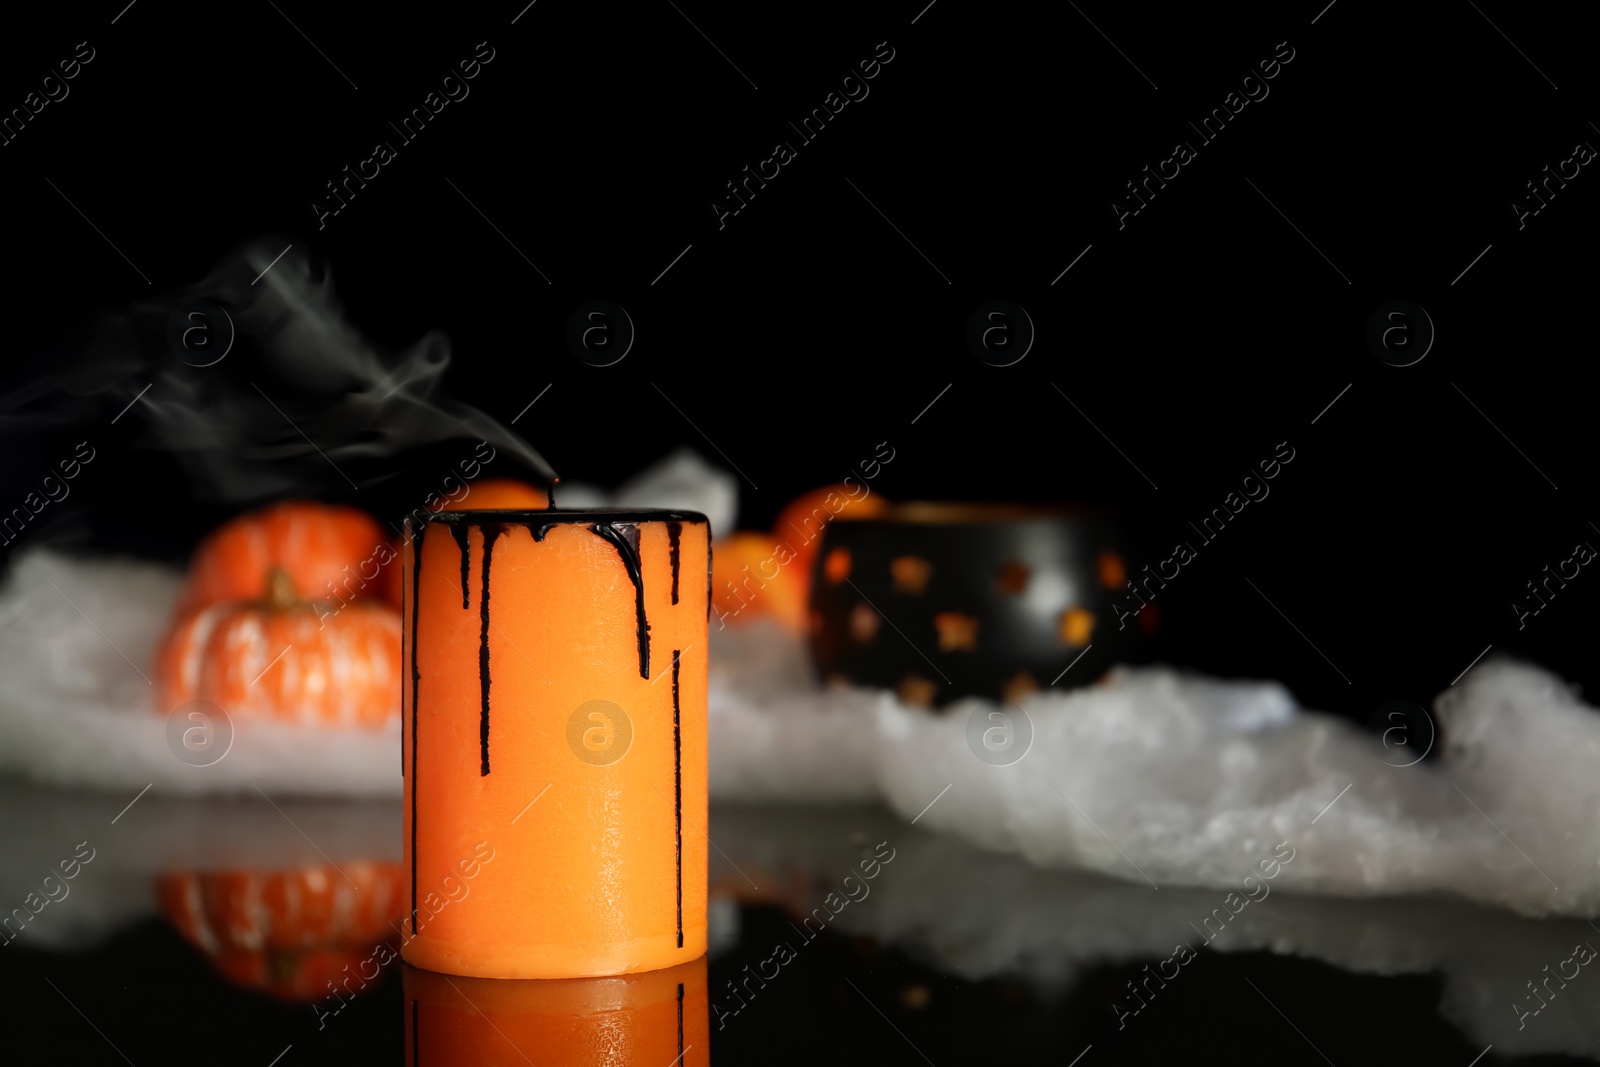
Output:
left=711, top=868, right=815, bottom=917
left=403, top=955, right=708, bottom=1066
left=157, top=862, right=404, bottom=1001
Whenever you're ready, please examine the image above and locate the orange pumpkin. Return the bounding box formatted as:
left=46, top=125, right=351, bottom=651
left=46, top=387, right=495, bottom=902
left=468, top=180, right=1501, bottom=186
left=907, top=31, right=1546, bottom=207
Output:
left=178, top=501, right=390, bottom=615
left=448, top=478, right=549, bottom=511
left=711, top=532, right=808, bottom=632
left=772, top=484, right=890, bottom=588
left=154, top=568, right=402, bottom=726
left=377, top=479, right=552, bottom=609
left=157, top=862, right=404, bottom=1001
left=375, top=547, right=405, bottom=613
left=712, top=485, right=889, bottom=633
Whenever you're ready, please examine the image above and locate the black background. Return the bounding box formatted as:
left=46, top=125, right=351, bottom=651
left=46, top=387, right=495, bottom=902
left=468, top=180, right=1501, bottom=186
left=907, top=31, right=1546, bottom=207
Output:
left=3, top=0, right=1597, bottom=718
left=0, top=2, right=1595, bottom=1062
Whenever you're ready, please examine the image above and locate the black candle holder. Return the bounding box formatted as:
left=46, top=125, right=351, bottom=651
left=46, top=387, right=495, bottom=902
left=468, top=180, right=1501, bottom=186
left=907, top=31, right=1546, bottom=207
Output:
left=805, top=504, right=1161, bottom=708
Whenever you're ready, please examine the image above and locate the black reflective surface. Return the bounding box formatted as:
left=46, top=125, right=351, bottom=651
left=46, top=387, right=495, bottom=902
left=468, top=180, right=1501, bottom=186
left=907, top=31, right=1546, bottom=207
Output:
left=1, top=779, right=1595, bottom=1065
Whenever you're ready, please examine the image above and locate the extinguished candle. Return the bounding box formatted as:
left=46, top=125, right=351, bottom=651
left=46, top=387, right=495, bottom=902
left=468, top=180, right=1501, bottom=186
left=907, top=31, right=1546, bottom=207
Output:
left=402, top=508, right=710, bottom=979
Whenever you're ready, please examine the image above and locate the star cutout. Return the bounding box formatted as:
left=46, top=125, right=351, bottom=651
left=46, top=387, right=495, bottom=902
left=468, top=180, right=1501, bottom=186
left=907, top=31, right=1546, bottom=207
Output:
left=933, top=611, right=980, bottom=652
left=995, top=559, right=1030, bottom=595
left=1001, top=671, right=1038, bottom=704
left=897, top=675, right=938, bottom=708
left=891, top=555, right=932, bottom=594
left=824, top=547, right=852, bottom=583
left=849, top=603, right=880, bottom=643
left=1058, top=607, right=1094, bottom=647
left=1098, top=550, right=1126, bottom=589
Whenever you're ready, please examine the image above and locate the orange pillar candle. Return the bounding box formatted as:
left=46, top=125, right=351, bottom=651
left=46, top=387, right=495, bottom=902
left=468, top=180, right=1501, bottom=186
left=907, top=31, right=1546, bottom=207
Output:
left=403, top=956, right=709, bottom=1066
left=402, top=508, right=710, bottom=979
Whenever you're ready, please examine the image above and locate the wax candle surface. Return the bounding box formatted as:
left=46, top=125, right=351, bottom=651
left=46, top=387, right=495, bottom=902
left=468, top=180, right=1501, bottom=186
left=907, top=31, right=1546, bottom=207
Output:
left=403, top=956, right=709, bottom=1066
left=402, top=509, right=710, bottom=979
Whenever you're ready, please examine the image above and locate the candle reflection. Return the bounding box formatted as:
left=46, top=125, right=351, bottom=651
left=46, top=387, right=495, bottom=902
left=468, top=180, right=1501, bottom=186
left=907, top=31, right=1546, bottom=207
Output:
left=402, top=955, right=709, bottom=1066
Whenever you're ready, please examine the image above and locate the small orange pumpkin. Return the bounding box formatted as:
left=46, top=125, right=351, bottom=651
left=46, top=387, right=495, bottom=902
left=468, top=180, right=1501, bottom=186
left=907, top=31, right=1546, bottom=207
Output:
left=711, top=485, right=890, bottom=633
left=178, top=501, right=390, bottom=615
left=711, top=532, right=808, bottom=632
left=158, top=863, right=404, bottom=952
left=772, top=484, right=890, bottom=590
left=448, top=478, right=548, bottom=511
left=378, top=479, right=551, bottom=610
left=155, top=568, right=402, bottom=727
left=375, top=545, right=406, bottom=613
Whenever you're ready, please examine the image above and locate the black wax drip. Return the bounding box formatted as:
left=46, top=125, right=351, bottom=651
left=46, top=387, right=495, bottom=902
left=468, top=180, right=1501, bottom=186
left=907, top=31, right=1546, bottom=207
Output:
left=676, top=982, right=684, bottom=1062
left=667, top=521, right=682, bottom=605
left=672, top=648, right=683, bottom=947
left=478, top=524, right=502, bottom=776
left=409, top=522, right=423, bottom=934
left=428, top=510, right=704, bottom=544
left=588, top=523, right=650, bottom=679
left=449, top=525, right=471, bottom=609
left=706, top=535, right=713, bottom=620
